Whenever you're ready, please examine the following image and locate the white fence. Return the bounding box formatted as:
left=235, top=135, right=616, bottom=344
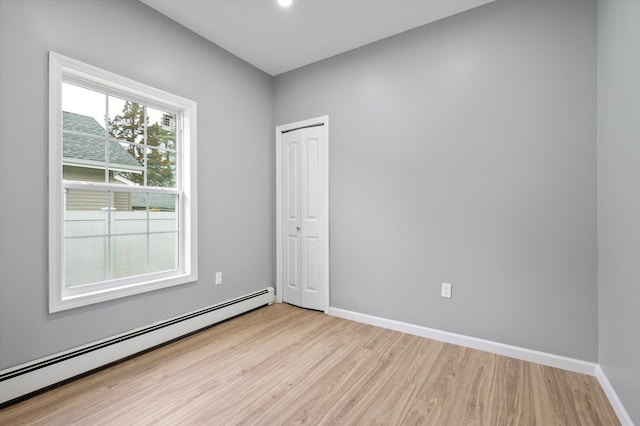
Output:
left=64, top=210, right=178, bottom=287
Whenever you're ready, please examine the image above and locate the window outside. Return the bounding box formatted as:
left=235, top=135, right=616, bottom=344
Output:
left=62, top=83, right=179, bottom=287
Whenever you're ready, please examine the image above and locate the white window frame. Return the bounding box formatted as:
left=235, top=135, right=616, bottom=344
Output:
left=49, top=52, right=198, bottom=312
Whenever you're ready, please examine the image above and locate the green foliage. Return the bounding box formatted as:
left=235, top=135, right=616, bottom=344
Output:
left=108, top=101, right=176, bottom=187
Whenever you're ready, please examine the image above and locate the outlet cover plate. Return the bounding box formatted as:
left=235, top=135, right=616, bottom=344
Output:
left=441, top=282, right=452, bottom=299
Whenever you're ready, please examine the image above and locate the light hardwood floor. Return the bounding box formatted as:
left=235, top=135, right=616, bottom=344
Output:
left=0, top=303, right=619, bottom=425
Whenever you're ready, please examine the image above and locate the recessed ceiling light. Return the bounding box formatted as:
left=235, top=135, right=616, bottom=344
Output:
left=277, top=0, right=292, bottom=7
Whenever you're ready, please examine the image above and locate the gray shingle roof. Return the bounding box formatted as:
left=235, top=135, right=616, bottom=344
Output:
left=63, top=112, right=142, bottom=170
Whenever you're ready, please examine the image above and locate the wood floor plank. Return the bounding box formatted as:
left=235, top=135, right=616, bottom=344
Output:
left=0, top=389, right=59, bottom=425
left=491, top=356, right=531, bottom=425
left=447, top=346, right=495, bottom=425
left=274, top=331, right=405, bottom=425
left=402, top=343, right=470, bottom=424
left=228, top=321, right=382, bottom=425
left=0, top=303, right=620, bottom=425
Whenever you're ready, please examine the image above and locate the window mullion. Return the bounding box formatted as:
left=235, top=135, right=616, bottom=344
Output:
left=143, top=106, right=150, bottom=275
left=104, top=94, right=110, bottom=184
left=106, top=190, right=113, bottom=281
left=143, top=105, right=148, bottom=187
left=177, top=194, right=181, bottom=269
left=176, top=116, right=182, bottom=190
left=147, top=191, right=151, bottom=274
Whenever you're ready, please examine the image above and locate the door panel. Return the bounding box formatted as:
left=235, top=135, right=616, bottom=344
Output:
left=282, top=125, right=325, bottom=311
left=303, top=236, right=321, bottom=292
left=286, top=235, right=300, bottom=306
left=299, top=126, right=324, bottom=310
left=282, top=131, right=302, bottom=307
left=286, top=142, right=299, bottom=220
left=304, top=137, right=320, bottom=220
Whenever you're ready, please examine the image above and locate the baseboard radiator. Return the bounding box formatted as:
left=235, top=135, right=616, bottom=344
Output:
left=0, top=287, right=275, bottom=406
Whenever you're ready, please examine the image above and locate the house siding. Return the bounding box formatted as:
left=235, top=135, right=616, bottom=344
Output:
left=64, top=166, right=132, bottom=211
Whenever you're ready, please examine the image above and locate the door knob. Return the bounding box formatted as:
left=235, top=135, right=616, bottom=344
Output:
left=296, top=226, right=300, bottom=231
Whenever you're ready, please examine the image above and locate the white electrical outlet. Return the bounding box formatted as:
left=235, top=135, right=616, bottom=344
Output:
left=215, top=272, right=222, bottom=285
left=441, top=282, right=452, bottom=299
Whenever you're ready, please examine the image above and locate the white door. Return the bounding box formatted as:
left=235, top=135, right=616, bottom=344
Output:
left=280, top=124, right=327, bottom=311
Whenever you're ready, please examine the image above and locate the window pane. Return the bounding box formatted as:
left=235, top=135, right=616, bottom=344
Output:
left=65, top=188, right=111, bottom=212
left=149, top=194, right=177, bottom=232
left=62, top=83, right=108, bottom=183
left=149, top=233, right=178, bottom=273
left=65, top=237, right=107, bottom=287
left=131, top=192, right=148, bottom=211
left=147, top=107, right=177, bottom=150
left=109, top=141, right=143, bottom=182
left=62, top=82, right=106, bottom=128
left=62, top=118, right=107, bottom=183
left=65, top=190, right=108, bottom=237
left=108, top=96, right=144, bottom=144
left=63, top=164, right=107, bottom=183
left=111, top=234, right=149, bottom=279
left=112, top=192, right=147, bottom=235
left=146, top=146, right=176, bottom=188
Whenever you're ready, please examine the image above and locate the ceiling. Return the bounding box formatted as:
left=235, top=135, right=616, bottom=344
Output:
left=140, top=0, right=496, bottom=76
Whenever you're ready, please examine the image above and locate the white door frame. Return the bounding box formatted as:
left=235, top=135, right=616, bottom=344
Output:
left=275, top=116, right=329, bottom=313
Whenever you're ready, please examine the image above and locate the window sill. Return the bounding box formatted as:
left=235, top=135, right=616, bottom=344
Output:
left=50, top=271, right=198, bottom=313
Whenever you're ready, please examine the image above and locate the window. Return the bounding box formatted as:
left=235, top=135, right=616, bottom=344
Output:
left=49, top=52, right=197, bottom=312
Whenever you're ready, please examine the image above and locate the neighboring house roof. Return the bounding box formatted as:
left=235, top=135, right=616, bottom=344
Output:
left=63, top=111, right=143, bottom=172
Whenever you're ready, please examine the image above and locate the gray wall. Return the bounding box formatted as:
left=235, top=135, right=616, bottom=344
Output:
left=0, top=0, right=274, bottom=369
left=0, top=0, right=620, bottom=385
left=597, top=0, right=640, bottom=422
left=275, top=0, right=599, bottom=361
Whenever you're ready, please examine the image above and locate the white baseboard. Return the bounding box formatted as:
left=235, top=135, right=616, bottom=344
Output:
left=328, top=307, right=597, bottom=376
left=0, top=287, right=274, bottom=406
left=596, top=365, right=635, bottom=426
